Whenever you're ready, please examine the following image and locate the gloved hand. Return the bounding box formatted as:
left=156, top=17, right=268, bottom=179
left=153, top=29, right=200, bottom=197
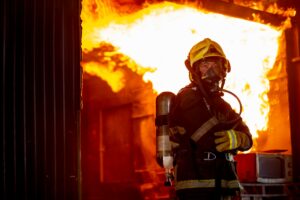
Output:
left=214, top=129, right=251, bottom=152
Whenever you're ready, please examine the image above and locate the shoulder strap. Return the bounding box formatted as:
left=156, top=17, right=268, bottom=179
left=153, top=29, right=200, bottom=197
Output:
left=190, top=116, right=219, bottom=142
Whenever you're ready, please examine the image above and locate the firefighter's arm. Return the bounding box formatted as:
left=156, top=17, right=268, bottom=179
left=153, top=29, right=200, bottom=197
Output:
left=169, top=126, right=186, bottom=149
left=214, top=129, right=252, bottom=152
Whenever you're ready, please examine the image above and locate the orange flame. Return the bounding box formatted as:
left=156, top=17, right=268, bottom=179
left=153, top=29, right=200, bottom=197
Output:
left=81, top=3, right=294, bottom=199
left=81, top=1, right=286, bottom=141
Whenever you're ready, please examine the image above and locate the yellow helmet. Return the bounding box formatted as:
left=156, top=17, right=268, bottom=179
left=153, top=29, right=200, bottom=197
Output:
left=188, top=38, right=230, bottom=72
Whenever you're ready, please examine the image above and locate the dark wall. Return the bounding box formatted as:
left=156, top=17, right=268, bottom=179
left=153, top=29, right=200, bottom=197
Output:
left=286, top=17, right=300, bottom=181
left=1, top=0, right=82, bottom=199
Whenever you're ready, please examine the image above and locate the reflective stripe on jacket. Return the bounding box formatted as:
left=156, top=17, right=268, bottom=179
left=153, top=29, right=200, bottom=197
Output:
left=175, top=179, right=242, bottom=191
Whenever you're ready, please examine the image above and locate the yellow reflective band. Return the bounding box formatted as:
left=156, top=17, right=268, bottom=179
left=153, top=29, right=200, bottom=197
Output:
left=175, top=179, right=242, bottom=190
left=221, top=179, right=243, bottom=189
left=227, top=130, right=232, bottom=149
left=228, top=130, right=237, bottom=149
left=175, top=179, right=215, bottom=190
left=191, top=117, right=218, bottom=142
left=232, top=130, right=237, bottom=148
left=231, top=130, right=237, bottom=149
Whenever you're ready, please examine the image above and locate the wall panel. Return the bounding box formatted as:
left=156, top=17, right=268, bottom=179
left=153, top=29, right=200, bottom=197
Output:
left=1, top=0, right=82, bottom=199
left=286, top=21, right=300, bottom=181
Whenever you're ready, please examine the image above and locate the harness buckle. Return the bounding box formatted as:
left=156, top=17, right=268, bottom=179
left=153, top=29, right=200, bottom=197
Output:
left=225, top=153, right=234, bottom=161
left=203, top=152, right=216, bottom=161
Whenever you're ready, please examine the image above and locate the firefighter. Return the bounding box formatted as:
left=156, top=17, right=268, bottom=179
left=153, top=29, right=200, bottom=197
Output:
left=168, top=38, right=253, bottom=200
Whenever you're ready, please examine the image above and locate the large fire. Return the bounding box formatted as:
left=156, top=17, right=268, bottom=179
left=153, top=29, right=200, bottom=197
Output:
left=81, top=0, right=287, bottom=141
left=81, top=0, right=294, bottom=198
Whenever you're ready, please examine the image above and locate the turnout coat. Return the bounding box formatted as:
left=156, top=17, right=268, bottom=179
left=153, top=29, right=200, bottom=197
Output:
left=169, top=83, right=252, bottom=198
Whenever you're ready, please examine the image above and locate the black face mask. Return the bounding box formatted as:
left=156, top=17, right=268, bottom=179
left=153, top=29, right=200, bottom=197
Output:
left=201, top=65, right=226, bottom=94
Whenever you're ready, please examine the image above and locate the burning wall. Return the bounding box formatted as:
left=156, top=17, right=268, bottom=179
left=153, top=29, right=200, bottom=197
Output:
left=81, top=0, right=292, bottom=151
left=80, top=0, right=295, bottom=199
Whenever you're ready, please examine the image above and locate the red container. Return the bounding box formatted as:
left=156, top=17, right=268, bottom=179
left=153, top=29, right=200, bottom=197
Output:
left=235, top=153, right=257, bottom=182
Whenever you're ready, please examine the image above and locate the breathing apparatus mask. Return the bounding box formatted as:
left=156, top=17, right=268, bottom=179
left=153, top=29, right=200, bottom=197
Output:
left=194, top=56, right=227, bottom=95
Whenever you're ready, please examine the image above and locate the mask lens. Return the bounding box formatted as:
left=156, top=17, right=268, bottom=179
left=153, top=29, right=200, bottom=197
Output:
left=198, top=57, right=226, bottom=81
